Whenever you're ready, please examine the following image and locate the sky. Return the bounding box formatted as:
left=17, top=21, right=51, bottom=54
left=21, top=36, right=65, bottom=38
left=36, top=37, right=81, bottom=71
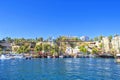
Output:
left=0, top=0, right=120, bottom=39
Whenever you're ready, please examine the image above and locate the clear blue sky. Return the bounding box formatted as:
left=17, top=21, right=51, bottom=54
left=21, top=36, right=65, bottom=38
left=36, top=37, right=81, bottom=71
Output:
left=0, top=0, right=120, bottom=39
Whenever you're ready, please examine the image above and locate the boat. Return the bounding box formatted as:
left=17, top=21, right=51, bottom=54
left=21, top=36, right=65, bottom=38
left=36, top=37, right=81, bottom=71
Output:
left=47, top=56, right=51, bottom=58
left=116, top=54, right=120, bottom=63
left=59, top=55, right=64, bottom=58
left=13, top=54, right=24, bottom=59
left=0, top=54, right=24, bottom=60
left=0, top=55, right=10, bottom=60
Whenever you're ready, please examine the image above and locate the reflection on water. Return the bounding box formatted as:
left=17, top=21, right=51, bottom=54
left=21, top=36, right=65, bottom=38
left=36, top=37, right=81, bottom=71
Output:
left=0, top=58, right=120, bottom=80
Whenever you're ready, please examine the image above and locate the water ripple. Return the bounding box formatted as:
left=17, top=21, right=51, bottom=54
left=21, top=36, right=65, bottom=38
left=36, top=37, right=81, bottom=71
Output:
left=0, top=58, right=120, bottom=80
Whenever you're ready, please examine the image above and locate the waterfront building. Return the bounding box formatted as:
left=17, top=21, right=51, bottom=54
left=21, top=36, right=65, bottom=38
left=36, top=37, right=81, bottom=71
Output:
left=73, top=46, right=80, bottom=54
left=0, top=40, right=11, bottom=53
left=65, top=47, right=73, bottom=55
left=111, top=36, right=120, bottom=53
left=102, top=37, right=110, bottom=53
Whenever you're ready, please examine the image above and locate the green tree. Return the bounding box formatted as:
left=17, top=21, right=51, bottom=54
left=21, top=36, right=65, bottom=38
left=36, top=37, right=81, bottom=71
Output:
left=5, top=37, right=13, bottom=43
left=43, top=44, right=51, bottom=53
left=36, top=37, right=43, bottom=42
left=90, top=39, right=93, bottom=42
left=46, top=36, right=53, bottom=42
left=69, top=42, right=76, bottom=48
left=17, top=45, right=30, bottom=53
left=34, top=44, right=42, bottom=52
left=50, top=44, right=59, bottom=56
left=108, top=35, right=113, bottom=42
left=79, top=45, right=87, bottom=54
left=99, top=35, right=103, bottom=41
left=99, top=43, right=103, bottom=49
left=94, top=37, right=98, bottom=41
left=92, top=48, right=98, bottom=54
left=0, top=48, right=2, bottom=54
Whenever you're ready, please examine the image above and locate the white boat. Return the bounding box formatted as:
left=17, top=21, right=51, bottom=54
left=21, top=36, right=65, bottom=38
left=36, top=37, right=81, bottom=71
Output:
left=0, top=55, right=10, bottom=60
left=47, top=56, right=51, bottom=58
left=59, top=55, right=64, bottom=58
left=13, top=54, right=24, bottom=59
left=0, top=54, right=24, bottom=60
left=116, top=54, right=120, bottom=63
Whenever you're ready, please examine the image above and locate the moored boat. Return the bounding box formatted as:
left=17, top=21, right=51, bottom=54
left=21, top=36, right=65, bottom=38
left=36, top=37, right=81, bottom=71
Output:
left=0, top=55, right=11, bottom=60
left=47, top=56, right=51, bottom=58
left=0, top=54, right=24, bottom=60
left=59, top=55, right=64, bottom=58
left=116, top=54, right=120, bottom=63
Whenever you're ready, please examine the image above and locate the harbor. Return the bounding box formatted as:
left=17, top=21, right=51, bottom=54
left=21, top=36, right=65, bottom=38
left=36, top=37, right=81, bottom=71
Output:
left=0, top=0, right=120, bottom=79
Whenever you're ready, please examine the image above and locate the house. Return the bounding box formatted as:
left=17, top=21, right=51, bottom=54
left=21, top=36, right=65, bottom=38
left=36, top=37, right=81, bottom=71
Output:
left=0, top=40, right=11, bottom=52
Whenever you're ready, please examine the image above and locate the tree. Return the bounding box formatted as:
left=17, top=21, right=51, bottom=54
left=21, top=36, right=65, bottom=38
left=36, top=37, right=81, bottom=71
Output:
left=94, top=37, right=98, bottom=41
left=50, top=44, right=59, bottom=56
left=34, top=44, right=42, bottom=53
left=17, top=45, right=30, bottom=53
left=36, top=37, right=43, bottom=42
left=54, top=45, right=59, bottom=54
left=0, top=48, right=2, bottom=54
left=99, top=43, right=103, bottom=49
left=27, top=38, right=36, bottom=43
left=69, top=42, right=76, bottom=48
left=108, top=35, right=113, bottom=42
left=99, top=35, right=103, bottom=41
left=5, top=37, right=13, bottom=43
left=90, top=39, right=93, bottom=42
left=92, top=48, right=98, bottom=54
left=46, top=36, right=52, bottom=42
left=79, top=45, right=87, bottom=54
left=43, top=44, right=51, bottom=53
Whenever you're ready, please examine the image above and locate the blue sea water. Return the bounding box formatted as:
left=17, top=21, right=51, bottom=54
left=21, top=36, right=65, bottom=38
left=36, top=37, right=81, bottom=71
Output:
left=0, top=58, right=120, bottom=80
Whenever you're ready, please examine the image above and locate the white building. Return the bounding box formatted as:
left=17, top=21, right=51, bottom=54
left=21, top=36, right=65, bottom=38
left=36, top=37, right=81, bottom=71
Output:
left=65, top=47, right=73, bottom=55
left=65, top=46, right=80, bottom=55
left=73, top=46, right=80, bottom=54
left=80, top=36, right=89, bottom=41
left=102, top=37, right=110, bottom=53
left=111, top=36, right=120, bottom=53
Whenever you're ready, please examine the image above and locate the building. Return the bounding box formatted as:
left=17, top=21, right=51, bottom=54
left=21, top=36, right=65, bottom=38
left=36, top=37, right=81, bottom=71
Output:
left=65, top=47, right=73, bottom=55
left=0, top=40, right=11, bottom=52
left=73, top=46, right=80, bottom=54
left=102, top=37, right=110, bottom=53
left=111, top=36, right=120, bottom=53
left=80, top=36, right=89, bottom=41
